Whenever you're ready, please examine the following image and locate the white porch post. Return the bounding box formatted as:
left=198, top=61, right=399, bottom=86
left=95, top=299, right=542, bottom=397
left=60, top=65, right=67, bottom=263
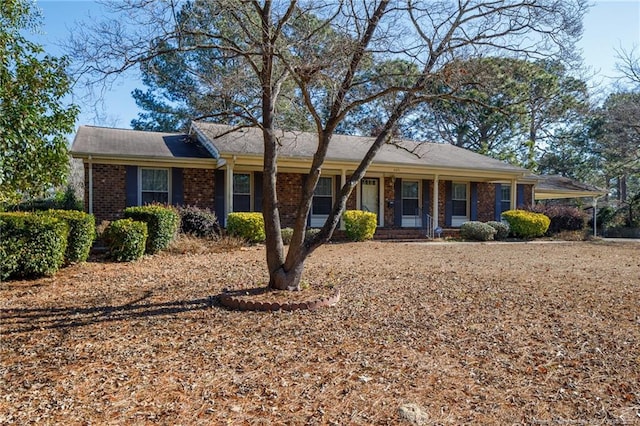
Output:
left=379, top=176, right=385, bottom=227
left=432, top=175, right=439, bottom=228
left=510, top=179, right=517, bottom=210
left=225, top=162, right=234, bottom=219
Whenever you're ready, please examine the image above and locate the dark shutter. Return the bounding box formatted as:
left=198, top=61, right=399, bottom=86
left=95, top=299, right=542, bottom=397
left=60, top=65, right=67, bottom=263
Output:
left=214, top=169, right=225, bottom=227
left=470, top=182, right=478, bottom=221
left=125, top=166, right=138, bottom=207
left=422, top=180, right=430, bottom=227
left=171, top=168, right=184, bottom=206
left=444, top=181, right=453, bottom=227
left=494, top=183, right=502, bottom=221
left=394, top=178, right=402, bottom=227
left=517, top=184, right=525, bottom=207
left=253, top=172, right=263, bottom=212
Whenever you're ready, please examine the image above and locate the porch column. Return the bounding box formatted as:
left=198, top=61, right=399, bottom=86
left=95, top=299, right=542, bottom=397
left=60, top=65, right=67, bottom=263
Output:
left=340, top=169, right=346, bottom=230
left=510, top=179, right=517, bottom=210
left=379, top=176, right=385, bottom=227
left=432, top=175, right=439, bottom=228
left=225, top=162, right=234, bottom=219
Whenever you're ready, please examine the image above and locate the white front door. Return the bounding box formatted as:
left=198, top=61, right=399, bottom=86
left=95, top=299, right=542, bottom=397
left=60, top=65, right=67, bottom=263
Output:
left=361, top=178, right=379, bottom=225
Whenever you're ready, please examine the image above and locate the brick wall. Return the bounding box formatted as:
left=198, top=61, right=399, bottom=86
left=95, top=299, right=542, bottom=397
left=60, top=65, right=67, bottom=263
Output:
left=477, top=182, right=496, bottom=222
left=523, top=184, right=534, bottom=208
left=276, top=173, right=304, bottom=227
left=438, top=180, right=447, bottom=227
left=383, top=178, right=395, bottom=227
left=183, top=168, right=215, bottom=210
left=85, top=163, right=126, bottom=223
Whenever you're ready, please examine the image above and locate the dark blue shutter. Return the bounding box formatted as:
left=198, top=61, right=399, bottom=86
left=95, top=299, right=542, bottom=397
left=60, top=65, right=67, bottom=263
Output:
left=422, top=180, right=430, bottom=227
left=254, top=172, right=263, bottom=212
left=444, top=181, right=453, bottom=227
left=517, top=184, right=525, bottom=207
left=470, top=182, right=478, bottom=221
left=394, top=178, right=402, bottom=227
left=125, top=166, right=138, bottom=207
left=494, top=184, right=502, bottom=221
left=214, top=170, right=225, bottom=226
left=171, top=168, right=184, bottom=206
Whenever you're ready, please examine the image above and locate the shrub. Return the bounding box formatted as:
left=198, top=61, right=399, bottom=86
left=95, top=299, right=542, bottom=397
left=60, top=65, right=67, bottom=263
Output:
left=45, top=210, right=96, bottom=263
left=226, top=212, right=265, bottom=243
left=5, top=185, right=83, bottom=212
left=176, top=205, right=220, bottom=238
left=0, top=212, right=68, bottom=279
left=281, top=227, right=321, bottom=245
left=501, top=209, right=550, bottom=238
left=124, top=205, right=180, bottom=254
left=530, top=204, right=587, bottom=234
left=486, top=221, right=510, bottom=240
left=103, top=219, right=148, bottom=262
left=343, top=210, right=377, bottom=242
left=460, top=221, right=496, bottom=241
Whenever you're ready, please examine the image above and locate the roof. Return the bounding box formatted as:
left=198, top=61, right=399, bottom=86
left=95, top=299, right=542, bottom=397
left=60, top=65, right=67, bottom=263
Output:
left=191, top=121, right=529, bottom=175
left=71, top=126, right=212, bottom=160
left=533, top=175, right=607, bottom=200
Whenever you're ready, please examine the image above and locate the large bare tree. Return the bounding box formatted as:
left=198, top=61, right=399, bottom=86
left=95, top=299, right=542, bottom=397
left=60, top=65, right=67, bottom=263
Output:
left=70, top=0, right=587, bottom=290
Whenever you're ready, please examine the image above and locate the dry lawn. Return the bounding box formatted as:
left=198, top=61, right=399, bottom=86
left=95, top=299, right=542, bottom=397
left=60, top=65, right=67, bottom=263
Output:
left=1, top=240, right=639, bottom=425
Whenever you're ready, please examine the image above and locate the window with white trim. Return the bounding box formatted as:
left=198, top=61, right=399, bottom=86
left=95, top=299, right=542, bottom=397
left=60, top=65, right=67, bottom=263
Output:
left=452, top=182, right=468, bottom=217
left=401, top=181, right=419, bottom=217
left=312, top=177, right=333, bottom=216
left=140, top=168, right=169, bottom=205
left=233, top=173, right=251, bottom=212
left=500, top=185, right=511, bottom=213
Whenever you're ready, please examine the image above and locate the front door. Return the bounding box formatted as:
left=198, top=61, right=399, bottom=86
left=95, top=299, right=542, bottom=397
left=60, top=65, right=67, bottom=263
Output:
left=361, top=178, right=379, bottom=225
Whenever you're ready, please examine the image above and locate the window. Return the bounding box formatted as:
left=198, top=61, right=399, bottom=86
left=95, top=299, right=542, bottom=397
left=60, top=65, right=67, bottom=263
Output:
left=452, top=182, right=468, bottom=217
left=140, top=168, right=169, bottom=205
left=401, top=181, right=419, bottom=217
left=233, top=173, right=251, bottom=212
left=312, top=177, right=333, bottom=216
left=501, top=185, right=511, bottom=213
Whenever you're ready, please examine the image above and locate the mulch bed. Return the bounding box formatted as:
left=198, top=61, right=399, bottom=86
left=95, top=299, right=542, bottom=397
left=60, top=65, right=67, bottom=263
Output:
left=1, top=240, right=639, bottom=424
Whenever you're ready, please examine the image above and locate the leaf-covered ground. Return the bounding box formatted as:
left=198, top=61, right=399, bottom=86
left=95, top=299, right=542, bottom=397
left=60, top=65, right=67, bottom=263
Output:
left=1, top=240, right=639, bottom=425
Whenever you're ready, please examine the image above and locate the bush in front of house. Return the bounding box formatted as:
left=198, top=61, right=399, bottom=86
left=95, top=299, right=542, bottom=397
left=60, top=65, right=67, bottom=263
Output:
left=176, top=205, right=220, bottom=238
left=343, top=210, right=377, bottom=242
left=501, top=209, right=550, bottom=238
left=103, top=219, right=148, bottom=262
left=124, top=205, right=180, bottom=254
left=460, top=221, right=497, bottom=241
left=530, top=204, right=587, bottom=234
left=280, top=227, right=322, bottom=245
left=486, top=221, right=510, bottom=240
left=45, top=210, right=96, bottom=263
left=0, top=212, right=68, bottom=279
left=226, top=212, right=265, bottom=243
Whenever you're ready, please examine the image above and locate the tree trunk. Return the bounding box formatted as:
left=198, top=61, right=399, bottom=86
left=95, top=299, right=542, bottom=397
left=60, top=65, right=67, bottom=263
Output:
left=269, top=261, right=306, bottom=291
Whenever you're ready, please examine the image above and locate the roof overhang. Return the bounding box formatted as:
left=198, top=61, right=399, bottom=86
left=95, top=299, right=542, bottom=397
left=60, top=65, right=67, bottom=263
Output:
left=71, top=152, right=218, bottom=169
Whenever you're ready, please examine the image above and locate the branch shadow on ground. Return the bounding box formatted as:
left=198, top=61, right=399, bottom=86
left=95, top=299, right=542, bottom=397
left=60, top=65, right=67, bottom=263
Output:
left=0, top=291, right=219, bottom=335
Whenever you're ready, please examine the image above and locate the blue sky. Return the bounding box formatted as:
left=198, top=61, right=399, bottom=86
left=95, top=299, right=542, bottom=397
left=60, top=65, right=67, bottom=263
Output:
left=32, top=0, right=640, bottom=130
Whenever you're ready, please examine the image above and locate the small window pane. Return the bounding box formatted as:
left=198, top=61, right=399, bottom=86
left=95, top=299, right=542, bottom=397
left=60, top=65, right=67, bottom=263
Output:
left=312, top=196, right=332, bottom=215
left=314, top=177, right=333, bottom=196
left=453, top=183, right=467, bottom=200
left=141, top=169, right=168, bottom=192
left=453, top=200, right=467, bottom=216
left=501, top=186, right=510, bottom=202
left=233, top=174, right=250, bottom=195
left=402, top=181, right=418, bottom=198
left=402, top=199, right=419, bottom=216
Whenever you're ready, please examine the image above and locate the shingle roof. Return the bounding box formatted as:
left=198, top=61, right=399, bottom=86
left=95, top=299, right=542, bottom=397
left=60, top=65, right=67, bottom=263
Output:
left=71, top=126, right=212, bottom=159
left=192, top=121, right=528, bottom=174
left=533, top=174, right=606, bottom=199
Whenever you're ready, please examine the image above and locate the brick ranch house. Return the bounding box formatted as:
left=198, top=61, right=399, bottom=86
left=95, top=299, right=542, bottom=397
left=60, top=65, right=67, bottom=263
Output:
left=70, top=122, right=598, bottom=238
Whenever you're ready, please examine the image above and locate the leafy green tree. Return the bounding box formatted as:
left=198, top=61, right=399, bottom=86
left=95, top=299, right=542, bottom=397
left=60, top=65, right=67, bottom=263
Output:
left=0, top=0, right=79, bottom=203
left=71, top=0, right=586, bottom=291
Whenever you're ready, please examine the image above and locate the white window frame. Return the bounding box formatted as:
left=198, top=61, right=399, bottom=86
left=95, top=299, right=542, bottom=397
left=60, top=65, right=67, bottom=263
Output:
left=139, top=167, right=171, bottom=206
left=401, top=180, right=421, bottom=227
left=500, top=185, right=511, bottom=213
left=232, top=172, right=253, bottom=212
left=311, top=176, right=333, bottom=227
left=451, top=182, right=469, bottom=227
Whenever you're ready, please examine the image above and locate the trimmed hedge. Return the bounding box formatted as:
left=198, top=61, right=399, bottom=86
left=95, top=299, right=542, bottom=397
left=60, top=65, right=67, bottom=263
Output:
left=177, top=205, right=220, bottom=238
left=530, top=204, right=587, bottom=234
left=0, top=212, right=68, bottom=279
left=124, top=205, right=180, bottom=254
left=502, top=210, right=550, bottom=238
left=281, top=227, right=322, bottom=245
left=226, top=212, right=265, bottom=243
left=343, top=210, right=377, bottom=242
left=486, top=221, right=510, bottom=240
left=103, top=219, right=148, bottom=262
left=46, top=210, right=96, bottom=263
left=460, top=221, right=496, bottom=241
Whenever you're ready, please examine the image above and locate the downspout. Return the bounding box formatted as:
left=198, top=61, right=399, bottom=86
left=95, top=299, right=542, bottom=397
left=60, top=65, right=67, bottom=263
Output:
left=88, top=156, right=93, bottom=214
